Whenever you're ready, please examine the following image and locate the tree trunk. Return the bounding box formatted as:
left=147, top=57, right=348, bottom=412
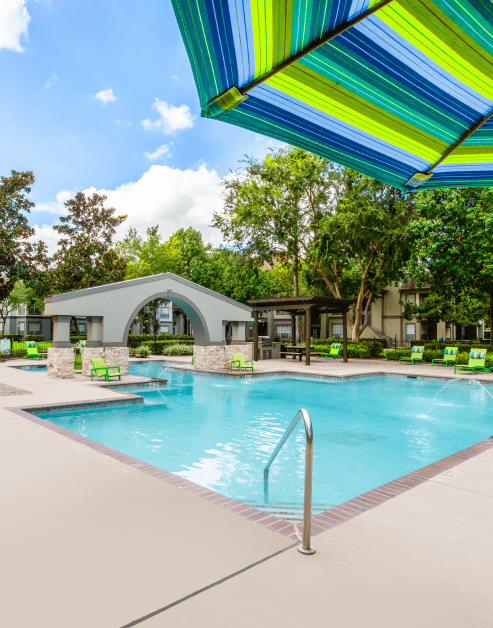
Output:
left=293, top=252, right=301, bottom=343
left=483, top=292, right=493, bottom=351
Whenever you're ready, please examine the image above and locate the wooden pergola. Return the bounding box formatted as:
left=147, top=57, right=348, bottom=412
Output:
left=248, top=296, right=355, bottom=365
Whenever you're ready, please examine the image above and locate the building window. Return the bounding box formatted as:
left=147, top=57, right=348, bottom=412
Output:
left=78, top=323, right=86, bottom=333
left=17, top=304, right=26, bottom=315
left=17, top=321, right=25, bottom=334
left=405, top=294, right=415, bottom=304
left=406, top=323, right=416, bottom=341
left=419, top=293, right=428, bottom=305
left=28, top=306, right=41, bottom=315
left=161, top=325, right=170, bottom=334
left=332, top=323, right=343, bottom=338
left=28, top=321, right=41, bottom=333
left=276, top=324, right=292, bottom=338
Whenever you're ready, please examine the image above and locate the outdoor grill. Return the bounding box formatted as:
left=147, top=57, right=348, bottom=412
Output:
left=258, top=336, right=272, bottom=347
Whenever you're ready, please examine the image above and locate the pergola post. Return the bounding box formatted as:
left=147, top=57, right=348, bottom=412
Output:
left=253, top=311, right=259, bottom=361
left=291, top=313, right=296, bottom=358
left=305, top=306, right=311, bottom=366
left=342, top=310, right=349, bottom=363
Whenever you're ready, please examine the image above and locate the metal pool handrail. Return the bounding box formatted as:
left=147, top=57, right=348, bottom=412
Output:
left=263, top=408, right=315, bottom=555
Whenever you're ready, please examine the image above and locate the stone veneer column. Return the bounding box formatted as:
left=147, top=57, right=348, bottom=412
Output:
left=47, top=348, right=75, bottom=378
left=48, top=314, right=74, bottom=378
left=81, top=347, right=129, bottom=378
left=193, top=345, right=250, bottom=371
left=102, top=346, right=129, bottom=376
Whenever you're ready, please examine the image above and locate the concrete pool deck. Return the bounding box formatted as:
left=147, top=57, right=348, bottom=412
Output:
left=1, top=356, right=493, bottom=626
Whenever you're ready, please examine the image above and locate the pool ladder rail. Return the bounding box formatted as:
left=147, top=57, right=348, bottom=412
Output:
left=263, top=408, right=315, bottom=555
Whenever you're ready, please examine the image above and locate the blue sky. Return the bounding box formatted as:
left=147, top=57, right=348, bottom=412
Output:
left=0, top=0, right=283, bottom=249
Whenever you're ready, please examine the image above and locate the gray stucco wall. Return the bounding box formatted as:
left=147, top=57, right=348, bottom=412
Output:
left=44, top=273, right=251, bottom=346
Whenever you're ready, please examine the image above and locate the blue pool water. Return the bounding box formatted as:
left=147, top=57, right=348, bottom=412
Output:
left=38, top=363, right=493, bottom=514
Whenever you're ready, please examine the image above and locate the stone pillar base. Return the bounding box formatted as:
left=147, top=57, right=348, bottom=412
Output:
left=193, top=345, right=251, bottom=371
left=82, top=347, right=129, bottom=378
left=47, top=347, right=75, bottom=378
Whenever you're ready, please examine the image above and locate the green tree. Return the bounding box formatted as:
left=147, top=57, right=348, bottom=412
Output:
left=314, top=170, right=416, bottom=340
left=0, top=280, right=36, bottom=336
left=0, top=171, right=47, bottom=301
left=46, top=192, right=127, bottom=293
left=188, top=248, right=277, bottom=303
left=214, top=147, right=338, bottom=298
left=117, top=226, right=185, bottom=279
left=410, top=187, right=493, bottom=346
left=403, top=291, right=487, bottom=336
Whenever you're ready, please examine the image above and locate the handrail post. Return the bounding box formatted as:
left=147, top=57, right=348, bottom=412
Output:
left=263, top=408, right=315, bottom=555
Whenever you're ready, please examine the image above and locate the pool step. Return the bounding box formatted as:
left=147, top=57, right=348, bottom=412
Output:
left=241, top=501, right=334, bottom=522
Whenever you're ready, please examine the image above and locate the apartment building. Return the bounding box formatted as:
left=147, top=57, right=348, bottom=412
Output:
left=129, top=301, right=192, bottom=335
left=254, top=280, right=482, bottom=342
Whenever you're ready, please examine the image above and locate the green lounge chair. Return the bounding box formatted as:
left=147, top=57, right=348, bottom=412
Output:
left=90, top=357, right=121, bottom=381
left=432, top=347, right=458, bottom=367
left=454, top=351, right=489, bottom=376
left=230, top=352, right=253, bottom=372
left=399, top=346, right=425, bottom=364
left=321, top=343, right=342, bottom=359
left=22, top=341, right=47, bottom=360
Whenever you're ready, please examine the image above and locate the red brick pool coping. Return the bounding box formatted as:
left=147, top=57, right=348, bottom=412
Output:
left=6, top=386, right=493, bottom=542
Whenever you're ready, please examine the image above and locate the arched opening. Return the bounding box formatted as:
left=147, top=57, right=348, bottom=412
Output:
left=123, top=291, right=210, bottom=346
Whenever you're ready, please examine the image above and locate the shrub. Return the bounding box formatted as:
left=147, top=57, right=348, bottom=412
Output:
left=141, top=340, right=194, bottom=353
left=25, top=334, right=44, bottom=342
left=385, top=349, right=413, bottom=361
left=0, top=334, right=23, bottom=341
left=161, top=343, right=194, bottom=356
left=133, top=345, right=151, bottom=358
left=314, top=343, right=371, bottom=359
left=70, top=335, right=87, bottom=343
left=128, top=333, right=194, bottom=346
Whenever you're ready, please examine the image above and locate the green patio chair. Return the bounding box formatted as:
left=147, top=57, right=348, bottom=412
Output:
left=399, top=346, right=425, bottom=364
left=230, top=352, right=253, bottom=372
left=454, top=351, right=489, bottom=376
left=432, top=347, right=458, bottom=367
left=90, top=357, right=121, bottom=381
left=320, top=343, right=342, bottom=359
left=22, top=341, right=47, bottom=360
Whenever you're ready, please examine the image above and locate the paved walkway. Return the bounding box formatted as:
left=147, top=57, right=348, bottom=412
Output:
left=1, top=356, right=492, bottom=627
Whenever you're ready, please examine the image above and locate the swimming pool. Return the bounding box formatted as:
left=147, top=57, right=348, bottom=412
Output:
left=37, top=363, right=493, bottom=517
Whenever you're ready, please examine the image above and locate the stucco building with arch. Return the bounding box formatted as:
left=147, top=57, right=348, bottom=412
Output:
left=44, top=273, right=252, bottom=377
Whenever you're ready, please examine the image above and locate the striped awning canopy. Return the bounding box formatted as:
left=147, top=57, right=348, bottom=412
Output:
left=171, top=0, right=493, bottom=191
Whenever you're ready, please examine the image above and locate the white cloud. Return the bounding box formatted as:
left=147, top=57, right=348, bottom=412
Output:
left=30, top=224, right=61, bottom=255
left=0, top=0, right=30, bottom=51
left=44, top=73, right=58, bottom=88
left=141, top=99, right=195, bottom=135
left=114, top=119, right=131, bottom=126
left=95, top=88, right=116, bottom=105
left=84, top=164, right=224, bottom=244
left=32, top=189, right=74, bottom=214
left=144, top=143, right=172, bottom=161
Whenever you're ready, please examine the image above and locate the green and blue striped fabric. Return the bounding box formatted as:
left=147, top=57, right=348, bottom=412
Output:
left=172, top=0, right=493, bottom=191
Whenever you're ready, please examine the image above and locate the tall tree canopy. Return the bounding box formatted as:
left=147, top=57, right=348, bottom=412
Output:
left=316, top=170, right=416, bottom=340
left=409, top=187, right=493, bottom=345
left=45, top=192, right=127, bottom=293
left=214, top=148, right=416, bottom=341
left=0, top=171, right=47, bottom=302
left=214, top=146, right=337, bottom=299
left=117, top=225, right=276, bottom=303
